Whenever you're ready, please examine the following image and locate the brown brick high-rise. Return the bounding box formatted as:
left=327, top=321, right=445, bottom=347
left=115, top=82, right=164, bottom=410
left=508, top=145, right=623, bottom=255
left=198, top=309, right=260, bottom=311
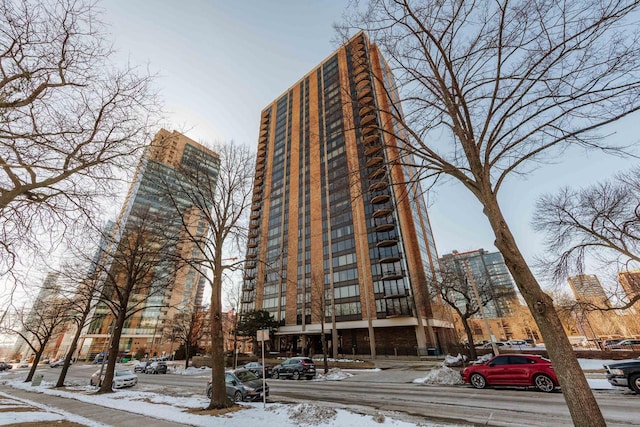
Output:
left=241, top=32, right=454, bottom=357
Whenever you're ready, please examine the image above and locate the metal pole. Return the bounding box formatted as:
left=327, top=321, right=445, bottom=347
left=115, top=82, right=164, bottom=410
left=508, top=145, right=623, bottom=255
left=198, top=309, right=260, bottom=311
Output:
left=261, top=335, right=266, bottom=408
left=467, top=275, right=500, bottom=356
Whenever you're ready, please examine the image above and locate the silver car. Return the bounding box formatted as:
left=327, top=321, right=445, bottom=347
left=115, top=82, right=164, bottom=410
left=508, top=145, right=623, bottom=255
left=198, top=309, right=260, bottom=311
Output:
left=90, top=369, right=138, bottom=388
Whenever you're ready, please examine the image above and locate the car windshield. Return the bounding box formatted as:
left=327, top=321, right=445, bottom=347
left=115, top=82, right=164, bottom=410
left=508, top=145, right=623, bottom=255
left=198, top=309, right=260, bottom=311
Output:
left=115, top=370, right=133, bottom=376
left=235, top=370, right=259, bottom=382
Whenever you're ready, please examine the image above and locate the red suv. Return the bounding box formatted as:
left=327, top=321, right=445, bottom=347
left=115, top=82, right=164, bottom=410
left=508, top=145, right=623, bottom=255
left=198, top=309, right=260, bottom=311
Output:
left=462, top=354, right=559, bottom=392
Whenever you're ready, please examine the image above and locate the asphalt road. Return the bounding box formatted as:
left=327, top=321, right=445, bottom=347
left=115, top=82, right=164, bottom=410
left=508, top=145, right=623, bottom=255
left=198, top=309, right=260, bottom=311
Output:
left=4, top=363, right=639, bottom=427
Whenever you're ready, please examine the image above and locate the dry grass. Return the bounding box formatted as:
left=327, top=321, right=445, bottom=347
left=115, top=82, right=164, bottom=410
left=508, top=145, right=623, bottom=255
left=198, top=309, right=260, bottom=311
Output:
left=185, top=404, right=246, bottom=416
left=4, top=422, right=86, bottom=427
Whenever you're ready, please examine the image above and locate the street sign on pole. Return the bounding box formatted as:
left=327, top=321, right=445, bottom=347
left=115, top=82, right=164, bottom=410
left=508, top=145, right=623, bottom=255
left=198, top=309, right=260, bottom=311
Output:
left=256, top=329, right=269, bottom=408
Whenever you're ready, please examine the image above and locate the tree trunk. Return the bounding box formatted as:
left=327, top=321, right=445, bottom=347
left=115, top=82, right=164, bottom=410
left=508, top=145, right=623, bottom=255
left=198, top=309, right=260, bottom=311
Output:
left=185, top=343, right=190, bottom=370
left=320, top=321, right=328, bottom=374
left=482, top=192, right=606, bottom=426
left=207, top=252, right=233, bottom=409
left=98, top=309, right=127, bottom=394
left=25, top=348, right=45, bottom=382
left=461, top=317, right=477, bottom=360
left=57, top=310, right=89, bottom=387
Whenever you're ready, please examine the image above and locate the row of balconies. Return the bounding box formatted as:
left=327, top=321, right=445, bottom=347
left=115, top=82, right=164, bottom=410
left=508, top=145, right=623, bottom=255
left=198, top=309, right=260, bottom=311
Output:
left=351, top=36, right=405, bottom=302
left=242, top=111, right=270, bottom=305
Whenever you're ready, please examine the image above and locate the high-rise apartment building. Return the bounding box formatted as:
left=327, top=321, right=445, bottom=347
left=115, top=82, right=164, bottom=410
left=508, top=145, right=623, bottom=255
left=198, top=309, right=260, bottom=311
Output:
left=240, top=32, right=454, bottom=357
left=81, top=129, right=219, bottom=358
left=438, top=249, right=519, bottom=319
left=567, top=274, right=609, bottom=306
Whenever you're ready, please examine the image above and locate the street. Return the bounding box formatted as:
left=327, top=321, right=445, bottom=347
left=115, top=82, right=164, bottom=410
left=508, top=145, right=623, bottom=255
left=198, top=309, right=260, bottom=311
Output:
left=3, top=363, right=639, bottom=427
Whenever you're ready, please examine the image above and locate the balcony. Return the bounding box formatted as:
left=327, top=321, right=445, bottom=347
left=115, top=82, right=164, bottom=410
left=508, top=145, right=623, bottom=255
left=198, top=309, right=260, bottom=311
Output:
left=369, top=166, right=386, bottom=179
left=253, top=186, right=263, bottom=194
left=381, top=269, right=404, bottom=280
left=377, top=238, right=398, bottom=247
left=373, top=207, right=393, bottom=218
left=379, top=254, right=401, bottom=263
left=360, top=113, right=376, bottom=126
left=359, top=104, right=374, bottom=116
left=353, top=63, right=367, bottom=75
left=365, top=156, right=383, bottom=168
left=356, top=79, right=371, bottom=92
left=354, top=71, right=370, bottom=84
left=369, top=179, right=388, bottom=192
left=364, top=145, right=383, bottom=156
left=356, top=85, right=372, bottom=99
left=362, top=125, right=377, bottom=136
left=371, top=192, right=390, bottom=205
left=248, top=230, right=259, bottom=239
left=358, top=95, right=374, bottom=106
left=251, top=204, right=261, bottom=211
left=363, top=134, right=379, bottom=146
left=250, top=212, right=260, bottom=220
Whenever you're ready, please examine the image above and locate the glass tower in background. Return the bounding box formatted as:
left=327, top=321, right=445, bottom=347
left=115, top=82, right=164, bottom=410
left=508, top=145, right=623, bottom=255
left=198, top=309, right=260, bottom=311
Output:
left=438, top=249, right=520, bottom=319
left=82, top=129, right=219, bottom=358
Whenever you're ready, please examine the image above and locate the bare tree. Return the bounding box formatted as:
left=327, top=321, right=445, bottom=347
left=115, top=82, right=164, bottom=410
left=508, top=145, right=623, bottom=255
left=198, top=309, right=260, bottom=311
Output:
left=0, top=0, right=159, bottom=280
left=165, top=305, right=208, bottom=369
left=3, top=296, right=72, bottom=382
left=162, top=141, right=254, bottom=410
left=533, top=167, right=640, bottom=309
left=429, top=267, right=514, bottom=360
left=92, top=207, right=182, bottom=393
left=308, top=272, right=330, bottom=374
left=338, top=1, right=640, bottom=424
left=52, top=254, right=105, bottom=388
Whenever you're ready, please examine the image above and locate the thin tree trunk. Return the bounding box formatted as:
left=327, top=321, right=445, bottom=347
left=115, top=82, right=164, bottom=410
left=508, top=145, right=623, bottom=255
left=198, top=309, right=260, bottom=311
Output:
left=482, top=193, right=606, bottom=426
left=57, top=309, right=90, bottom=387
left=207, top=250, right=233, bottom=409
left=25, top=348, right=45, bottom=382
left=461, top=317, right=477, bottom=360
left=98, top=309, right=127, bottom=394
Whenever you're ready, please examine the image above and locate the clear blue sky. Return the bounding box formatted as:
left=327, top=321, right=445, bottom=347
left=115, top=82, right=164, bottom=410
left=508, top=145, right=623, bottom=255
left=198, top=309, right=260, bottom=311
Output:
left=103, top=0, right=639, bottom=292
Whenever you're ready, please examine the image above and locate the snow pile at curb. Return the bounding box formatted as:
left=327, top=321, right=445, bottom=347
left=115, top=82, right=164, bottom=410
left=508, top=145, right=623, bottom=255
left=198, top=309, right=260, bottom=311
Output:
left=315, top=368, right=353, bottom=381
left=413, top=366, right=464, bottom=385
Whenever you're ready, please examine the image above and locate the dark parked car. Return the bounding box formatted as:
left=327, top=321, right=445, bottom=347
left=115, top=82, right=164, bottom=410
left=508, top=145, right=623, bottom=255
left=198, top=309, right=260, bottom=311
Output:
left=605, top=339, right=640, bottom=351
left=206, top=369, right=269, bottom=402
left=134, top=361, right=150, bottom=373
left=604, top=358, right=640, bottom=394
left=0, top=362, right=13, bottom=371
left=271, top=357, right=316, bottom=380
left=243, top=362, right=272, bottom=378
left=144, top=361, right=167, bottom=374
left=461, top=354, right=559, bottom=393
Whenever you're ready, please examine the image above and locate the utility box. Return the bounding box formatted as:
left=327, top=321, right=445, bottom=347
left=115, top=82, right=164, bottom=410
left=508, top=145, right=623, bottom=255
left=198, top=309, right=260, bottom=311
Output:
left=32, top=374, right=44, bottom=386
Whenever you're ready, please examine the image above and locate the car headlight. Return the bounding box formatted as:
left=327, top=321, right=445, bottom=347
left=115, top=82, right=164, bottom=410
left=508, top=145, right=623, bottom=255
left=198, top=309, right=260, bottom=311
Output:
left=608, top=368, right=624, bottom=375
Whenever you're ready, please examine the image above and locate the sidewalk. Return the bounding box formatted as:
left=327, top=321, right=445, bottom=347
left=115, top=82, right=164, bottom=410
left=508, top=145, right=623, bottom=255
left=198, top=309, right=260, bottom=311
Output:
left=4, top=386, right=181, bottom=427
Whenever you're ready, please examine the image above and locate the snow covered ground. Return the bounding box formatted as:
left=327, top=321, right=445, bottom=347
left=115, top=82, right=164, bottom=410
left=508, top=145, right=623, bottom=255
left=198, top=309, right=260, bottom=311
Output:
left=0, top=357, right=628, bottom=426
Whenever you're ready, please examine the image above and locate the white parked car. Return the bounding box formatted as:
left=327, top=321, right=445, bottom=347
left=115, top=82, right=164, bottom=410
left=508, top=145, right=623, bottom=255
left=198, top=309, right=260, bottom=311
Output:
left=90, top=368, right=138, bottom=388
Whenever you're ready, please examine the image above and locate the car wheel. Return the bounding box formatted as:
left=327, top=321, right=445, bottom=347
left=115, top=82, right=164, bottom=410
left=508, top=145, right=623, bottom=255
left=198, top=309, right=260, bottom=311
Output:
left=292, top=370, right=300, bottom=380
left=629, top=374, right=640, bottom=394
left=206, top=386, right=212, bottom=399
left=272, top=370, right=279, bottom=379
left=233, top=391, right=243, bottom=402
left=470, top=373, right=487, bottom=389
left=534, top=374, right=556, bottom=393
